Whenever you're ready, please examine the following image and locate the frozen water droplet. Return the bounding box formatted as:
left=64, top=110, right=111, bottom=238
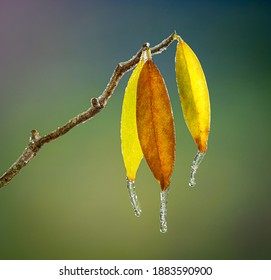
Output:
left=189, top=151, right=205, bottom=187
left=126, top=177, right=141, bottom=217
left=160, top=187, right=170, bottom=233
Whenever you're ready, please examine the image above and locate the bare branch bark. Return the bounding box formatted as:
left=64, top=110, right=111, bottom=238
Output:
left=0, top=31, right=177, bottom=188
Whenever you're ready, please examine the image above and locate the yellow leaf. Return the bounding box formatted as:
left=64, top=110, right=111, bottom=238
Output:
left=175, top=39, right=210, bottom=153
left=136, top=60, right=175, bottom=191
left=121, top=60, right=145, bottom=181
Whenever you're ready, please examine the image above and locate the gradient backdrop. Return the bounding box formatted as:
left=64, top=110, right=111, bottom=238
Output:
left=0, top=0, right=270, bottom=259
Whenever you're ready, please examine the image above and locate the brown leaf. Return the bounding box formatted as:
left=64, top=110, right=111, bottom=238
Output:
left=136, top=60, right=175, bottom=191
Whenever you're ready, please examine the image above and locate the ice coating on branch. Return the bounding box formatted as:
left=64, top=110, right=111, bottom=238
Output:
left=160, top=187, right=170, bottom=233
left=189, top=151, right=205, bottom=187
left=22, top=149, right=35, bottom=164
left=126, top=177, right=141, bottom=217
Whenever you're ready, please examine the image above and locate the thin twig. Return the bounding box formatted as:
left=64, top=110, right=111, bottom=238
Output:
left=0, top=31, right=177, bottom=188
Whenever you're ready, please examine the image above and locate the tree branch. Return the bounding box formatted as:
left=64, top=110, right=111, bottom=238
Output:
left=0, top=31, right=177, bottom=188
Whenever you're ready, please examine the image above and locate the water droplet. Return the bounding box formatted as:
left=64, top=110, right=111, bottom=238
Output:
left=126, top=177, right=141, bottom=217
left=189, top=151, right=205, bottom=187
left=160, top=187, right=170, bottom=233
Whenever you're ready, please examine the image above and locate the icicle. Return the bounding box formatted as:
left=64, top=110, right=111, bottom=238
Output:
left=189, top=151, right=206, bottom=187
left=160, top=187, right=170, bottom=233
left=126, top=177, right=141, bottom=217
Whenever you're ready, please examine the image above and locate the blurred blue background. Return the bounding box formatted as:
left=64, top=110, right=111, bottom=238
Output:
left=0, top=0, right=270, bottom=259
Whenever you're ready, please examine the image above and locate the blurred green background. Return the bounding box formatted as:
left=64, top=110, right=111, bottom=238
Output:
left=0, top=0, right=270, bottom=260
